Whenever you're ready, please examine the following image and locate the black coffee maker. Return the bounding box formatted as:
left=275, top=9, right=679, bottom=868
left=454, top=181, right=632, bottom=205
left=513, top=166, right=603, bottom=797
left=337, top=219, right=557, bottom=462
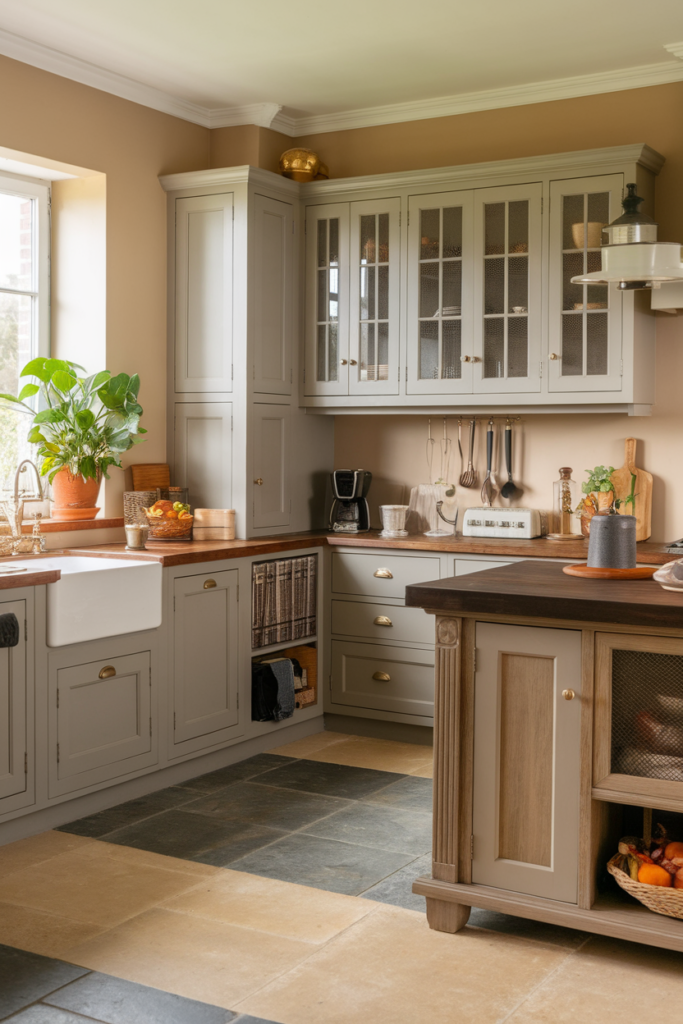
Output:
left=329, top=469, right=372, bottom=533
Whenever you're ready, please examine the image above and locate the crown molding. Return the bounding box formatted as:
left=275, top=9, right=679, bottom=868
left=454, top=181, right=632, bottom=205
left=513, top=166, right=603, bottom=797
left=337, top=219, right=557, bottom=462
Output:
left=1, top=25, right=683, bottom=138
left=159, top=163, right=300, bottom=196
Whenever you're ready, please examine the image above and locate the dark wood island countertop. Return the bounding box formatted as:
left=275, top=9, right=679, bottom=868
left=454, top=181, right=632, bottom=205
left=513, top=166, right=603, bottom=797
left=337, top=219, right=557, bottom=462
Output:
left=405, top=559, right=683, bottom=630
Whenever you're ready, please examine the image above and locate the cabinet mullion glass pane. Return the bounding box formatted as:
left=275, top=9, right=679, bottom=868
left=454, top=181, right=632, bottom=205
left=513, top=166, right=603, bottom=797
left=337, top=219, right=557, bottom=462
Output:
left=586, top=312, right=608, bottom=375
left=359, top=212, right=389, bottom=382
left=442, top=320, right=461, bottom=379
left=560, top=192, right=611, bottom=378
left=419, top=320, right=439, bottom=379
left=484, top=319, right=505, bottom=378
left=315, top=217, right=339, bottom=382
left=418, top=204, right=463, bottom=381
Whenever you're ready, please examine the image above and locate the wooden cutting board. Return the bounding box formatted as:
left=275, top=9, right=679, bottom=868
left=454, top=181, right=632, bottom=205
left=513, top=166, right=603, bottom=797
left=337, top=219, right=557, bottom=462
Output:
left=611, top=438, right=652, bottom=541
left=131, top=463, right=171, bottom=492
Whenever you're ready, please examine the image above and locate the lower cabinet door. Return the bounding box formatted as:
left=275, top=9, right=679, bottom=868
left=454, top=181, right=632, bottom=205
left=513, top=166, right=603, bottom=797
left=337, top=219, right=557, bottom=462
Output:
left=331, top=640, right=434, bottom=719
left=0, top=599, right=28, bottom=805
left=472, top=622, right=582, bottom=902
left=173, top=569, right=241, bottom=752
left=52, top=651, right=155, bottom=797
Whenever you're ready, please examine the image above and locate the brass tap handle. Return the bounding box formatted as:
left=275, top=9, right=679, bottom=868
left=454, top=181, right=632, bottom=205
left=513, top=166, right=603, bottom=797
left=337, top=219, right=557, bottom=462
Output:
left=373, top=616, right=393, bottom=627
left=203, top=579, right=217, bottom=589
left=99, top=666, right=116, bottom=679
left=373, top=568, right=393, bottom=579
left=372, top=671, right=391, bottom=682
left=562, top=688, right=575, bottom=700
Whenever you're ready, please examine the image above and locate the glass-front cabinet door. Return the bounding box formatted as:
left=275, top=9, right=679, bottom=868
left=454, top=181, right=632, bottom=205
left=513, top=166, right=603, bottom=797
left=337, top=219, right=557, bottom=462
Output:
left=473, top=183, right=543, bottom=393
left=548, top=175, right=623, bottom=393
left=406, top=190, right=474, bottom=394
left=304, top=203, right=349, bottom=396
left=348, top=198, right=400, bottom=396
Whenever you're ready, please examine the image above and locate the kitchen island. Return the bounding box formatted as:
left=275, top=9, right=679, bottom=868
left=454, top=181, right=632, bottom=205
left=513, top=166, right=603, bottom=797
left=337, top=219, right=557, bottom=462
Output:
left=406, top=561, right=683, bottom=951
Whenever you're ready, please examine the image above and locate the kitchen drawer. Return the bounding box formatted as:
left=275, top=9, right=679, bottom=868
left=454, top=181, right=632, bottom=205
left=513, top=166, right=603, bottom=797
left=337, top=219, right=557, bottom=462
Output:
left=332, top=599, right=434, bottom=646
left=332, top=551, right=441, bottom=599
left=453, top=557, right=512, bottom=576
left=331, top=640, right=434, bottom=719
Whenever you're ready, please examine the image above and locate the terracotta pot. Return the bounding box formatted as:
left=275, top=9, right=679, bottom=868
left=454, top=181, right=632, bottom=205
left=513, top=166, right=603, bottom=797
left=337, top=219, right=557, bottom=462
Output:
left=580, top=490, right=615, bottom=537
left=51, top=469, right=101, bottom=521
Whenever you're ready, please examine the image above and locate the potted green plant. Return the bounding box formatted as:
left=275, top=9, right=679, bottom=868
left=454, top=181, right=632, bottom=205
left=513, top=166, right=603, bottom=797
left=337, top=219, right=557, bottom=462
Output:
left=576, top=465, right=615, bottom=536
left=0, top=357, right=145, bottom=521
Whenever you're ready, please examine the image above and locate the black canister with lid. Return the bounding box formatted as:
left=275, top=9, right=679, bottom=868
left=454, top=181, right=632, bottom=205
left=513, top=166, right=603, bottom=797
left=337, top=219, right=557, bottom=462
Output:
left=587, top=514, right=637, bottom=568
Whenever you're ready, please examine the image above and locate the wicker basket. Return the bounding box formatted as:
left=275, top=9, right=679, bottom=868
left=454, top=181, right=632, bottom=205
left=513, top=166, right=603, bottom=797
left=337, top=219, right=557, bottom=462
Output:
left=123, top=491, right=156, bottom=525
left=144, top=509, right=193, bottom=540
left=607, top=854, right=683, bottom=920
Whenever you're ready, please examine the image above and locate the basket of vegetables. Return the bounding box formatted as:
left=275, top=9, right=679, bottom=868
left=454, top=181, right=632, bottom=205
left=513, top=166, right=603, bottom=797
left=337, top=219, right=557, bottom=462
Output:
left=143, top=499, right=193, bottom=540
left=608, top=831, right=683, bottom=919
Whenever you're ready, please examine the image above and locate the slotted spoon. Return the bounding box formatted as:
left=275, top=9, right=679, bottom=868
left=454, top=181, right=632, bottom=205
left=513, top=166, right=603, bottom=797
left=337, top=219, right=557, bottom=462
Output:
left=459, top=418, right=477, bottom=488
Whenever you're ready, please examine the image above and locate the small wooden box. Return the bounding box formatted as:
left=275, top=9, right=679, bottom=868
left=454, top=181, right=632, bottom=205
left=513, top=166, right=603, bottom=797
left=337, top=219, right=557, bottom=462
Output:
left=193, top=526, right=236, bottom=541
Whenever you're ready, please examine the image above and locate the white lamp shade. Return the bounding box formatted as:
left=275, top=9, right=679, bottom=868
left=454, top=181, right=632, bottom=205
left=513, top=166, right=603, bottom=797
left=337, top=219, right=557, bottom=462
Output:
left=571, top=242, right=683, bottom=284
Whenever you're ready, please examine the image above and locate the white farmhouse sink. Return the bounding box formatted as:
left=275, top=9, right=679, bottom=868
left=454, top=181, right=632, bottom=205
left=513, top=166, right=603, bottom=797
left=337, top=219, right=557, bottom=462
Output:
left=10, top=556, right=163, bottom=647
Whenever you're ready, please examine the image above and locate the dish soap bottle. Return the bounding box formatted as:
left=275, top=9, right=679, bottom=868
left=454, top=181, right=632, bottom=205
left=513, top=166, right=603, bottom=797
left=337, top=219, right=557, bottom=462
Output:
left=548, top=467, right=578, bottom=540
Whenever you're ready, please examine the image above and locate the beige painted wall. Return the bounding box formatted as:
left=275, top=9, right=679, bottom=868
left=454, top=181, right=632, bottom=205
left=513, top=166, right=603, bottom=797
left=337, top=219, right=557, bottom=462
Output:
left=0, top=54, right=209, bottom=513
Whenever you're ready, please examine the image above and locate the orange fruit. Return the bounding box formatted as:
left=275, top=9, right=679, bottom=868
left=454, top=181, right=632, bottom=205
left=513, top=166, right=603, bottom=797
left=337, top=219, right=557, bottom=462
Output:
left=664, top=841, right=683, bottom=861
left=166, top=510, right=178, bottom=519
left=674, top=870, right=683, bottom=889
left=638, top=863, right=672, bottom=887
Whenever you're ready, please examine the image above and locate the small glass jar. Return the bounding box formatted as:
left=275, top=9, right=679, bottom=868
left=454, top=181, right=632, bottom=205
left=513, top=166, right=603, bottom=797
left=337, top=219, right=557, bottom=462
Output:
left=549, top=467, right=578, bottom=540
left=124, top=523, right=149, bottom=550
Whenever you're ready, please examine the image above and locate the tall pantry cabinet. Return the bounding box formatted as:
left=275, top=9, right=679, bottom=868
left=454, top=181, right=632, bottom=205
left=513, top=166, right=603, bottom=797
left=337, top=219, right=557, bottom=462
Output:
left=161, top=166, right=333, bottom=539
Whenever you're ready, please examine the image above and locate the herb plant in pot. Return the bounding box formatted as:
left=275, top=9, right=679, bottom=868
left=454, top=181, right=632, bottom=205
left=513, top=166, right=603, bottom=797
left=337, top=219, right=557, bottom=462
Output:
left=0, top=358, right=145, bottom=521
left=576, top=465, right=615, bottom=537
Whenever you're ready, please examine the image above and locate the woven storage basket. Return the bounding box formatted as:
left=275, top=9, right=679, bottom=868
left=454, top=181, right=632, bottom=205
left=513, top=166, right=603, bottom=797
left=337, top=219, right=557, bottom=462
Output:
left=607, top=854, right=683, bottom=920
left=123, top=491, right=156, bottom=525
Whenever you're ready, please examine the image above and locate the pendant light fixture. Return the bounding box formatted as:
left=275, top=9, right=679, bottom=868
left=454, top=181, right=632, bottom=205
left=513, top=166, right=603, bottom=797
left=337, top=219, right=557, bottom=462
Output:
left=570, top=184, right=683, bottom=290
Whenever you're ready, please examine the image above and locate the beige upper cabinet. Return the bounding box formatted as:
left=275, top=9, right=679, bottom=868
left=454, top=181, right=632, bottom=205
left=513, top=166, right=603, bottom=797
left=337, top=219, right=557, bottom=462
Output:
left=174, top=193, right=233, bottom=394
left=251, top=193, right=294, bottom=395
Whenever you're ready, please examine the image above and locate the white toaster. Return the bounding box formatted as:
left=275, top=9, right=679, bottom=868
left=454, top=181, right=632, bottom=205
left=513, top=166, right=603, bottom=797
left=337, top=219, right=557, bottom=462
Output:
left=462, top=507, right=548, bottom=539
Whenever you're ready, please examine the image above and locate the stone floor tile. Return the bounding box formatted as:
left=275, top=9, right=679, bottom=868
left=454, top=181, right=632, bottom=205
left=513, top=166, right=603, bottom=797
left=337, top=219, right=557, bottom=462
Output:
left=234, top=904, right=569, bottom=1024
left=468, top=908, right=589, bottom=950
left=360, top=854, right=431, bottom=912
left=261, top=758, right=406, bottom=799
left=103, top=809, right=282, bottom=861
left=183, top=781, right=349, bottom=831
left=0, top=831, right=94, bottom=877
left=408, top=761, right=433, bottom=778
left=7, top=1007, right=90, bottom=1023
left=0, top=942, right=88, bottom=1020
left=303, top=802, right=432, bottom=855
left=55, top=787, right=197, bottom=839
left=64, top=907, right=315, bottom=1008
left=361, top=775, right=433, bottom=811
left=505, top=934, right=683, bottom=1022
left=267, top=731, right=352, bottom=759
left=306, top=736, right=433, bottom=775
left=46, top=970, right=235, bottom=1024
left=177, top=754, right=295, bottom=794
left=162, top=867, right=376, bottom=943
left=190, top=824, right=288, bottom=868
left=0, top=902, right=107, bottom=961
left=228, top=832, right=414, bottom=896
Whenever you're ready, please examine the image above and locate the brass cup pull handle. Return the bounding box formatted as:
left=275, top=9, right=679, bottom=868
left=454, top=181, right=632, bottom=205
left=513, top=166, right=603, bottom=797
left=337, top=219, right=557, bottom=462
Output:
left=99, top=665, right=116, bottom=679
left=374, top=616, right=393, bottom=627
left=549, top=353, right=559, bottom=360
left=254, top=478, right=264, bottom=485
left=349, top=359, right=357, bottom=366
left=373, top=568, right=393, bottom=579
left=562, top=688, right=575, bottom=700
left=372, top=671, right=391, bottom=682
left=340, top=359, right=348, bottom=365
left=203, top=579, right=217, bottom=589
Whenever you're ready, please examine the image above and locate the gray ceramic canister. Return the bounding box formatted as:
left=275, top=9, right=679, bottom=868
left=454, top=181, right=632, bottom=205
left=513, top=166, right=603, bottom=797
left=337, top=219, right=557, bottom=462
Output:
left=587, top=514, right=637, bottom=568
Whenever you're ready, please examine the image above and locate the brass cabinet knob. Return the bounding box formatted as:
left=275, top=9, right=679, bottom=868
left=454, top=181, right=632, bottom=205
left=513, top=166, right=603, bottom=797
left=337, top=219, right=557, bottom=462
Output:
left=372, top=671, right=391, bottom=682
left=373, top=615, right=393, bottom=627
left=99, top=665, right=116, bottom=679
left=340, top=359, right=348, bottom=365
left=203, top=579, right=217, bottom=589
left=562, top=688, right=575, bottom=700
left=373, top=568, right=393, bottom=578
left=460, top=355, right=471, bottom=363
left=549, top=353, right=559, bottom=360
left=254, top=478, right=264, bottom=485
left=349, top=359, right=358, bottom=366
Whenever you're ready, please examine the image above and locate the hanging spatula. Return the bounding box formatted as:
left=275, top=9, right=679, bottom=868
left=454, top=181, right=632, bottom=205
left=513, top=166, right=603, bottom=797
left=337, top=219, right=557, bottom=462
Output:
left=480, top=420, right=495, bottom=507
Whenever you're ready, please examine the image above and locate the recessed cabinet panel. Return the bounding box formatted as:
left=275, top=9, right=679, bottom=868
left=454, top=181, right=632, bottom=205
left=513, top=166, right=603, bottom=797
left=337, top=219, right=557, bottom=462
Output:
left=252, top=404, right=290, bottom=529
left=472, top=622, right=581, bottom=902
left=252, top=194, right=293, bottom=395
left=331, top=640, right=434, bottom=718
left=174, top=403, right=232, bottom=510
left=0, top=599, right=27, bottom=803
left=407, top=190, right=474, bottom=394
left=549, top=175, right=624, bottom=393
left=175, top=193, right=233, bottom=393
left=173, top=569, right=240, bottom=748
left=305, top=203, right=349, bottom=396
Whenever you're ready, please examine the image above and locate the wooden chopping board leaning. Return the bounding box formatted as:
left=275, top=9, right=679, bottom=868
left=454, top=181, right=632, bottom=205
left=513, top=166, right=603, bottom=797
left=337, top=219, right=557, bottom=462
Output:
left=611, top=438, right=652, bottom=542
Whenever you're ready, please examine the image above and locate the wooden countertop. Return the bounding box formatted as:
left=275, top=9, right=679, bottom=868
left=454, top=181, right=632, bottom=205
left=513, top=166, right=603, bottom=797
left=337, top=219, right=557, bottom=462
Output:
left=65, top=532, right=329, bottom=567
left=405, top=560, right=683, bottom=629
left=0, top=565, right=61, bottom=590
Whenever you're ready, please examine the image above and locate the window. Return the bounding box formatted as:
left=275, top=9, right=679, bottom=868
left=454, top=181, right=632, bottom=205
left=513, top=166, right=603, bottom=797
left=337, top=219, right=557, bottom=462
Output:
left=0, top=173, right=49, bottom=488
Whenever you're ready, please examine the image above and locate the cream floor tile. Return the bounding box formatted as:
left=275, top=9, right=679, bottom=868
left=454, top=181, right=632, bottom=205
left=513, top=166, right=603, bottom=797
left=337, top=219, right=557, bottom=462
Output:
left=0, top=901, right=107, bottom=960
left=0, top=830, right=94, bottom=875
left=306, top=736, right=434, bottom=775
left=268, top=731, right=353, bottom=759
left=162, top=867, right=376, bottom=944
left=235, top=903, right=569, bottom=1024
left=506, top=935, right=683, bottom=1022
left=410, top=760, right=434, bottom=778
left=0, top=838, right=215, bottom=928
left=64, top=906, right=317, bottom=1008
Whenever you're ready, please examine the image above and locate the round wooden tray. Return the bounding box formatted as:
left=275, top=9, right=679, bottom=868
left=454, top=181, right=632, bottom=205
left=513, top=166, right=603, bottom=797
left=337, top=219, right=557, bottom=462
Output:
left=562, top=564, right=655, bottom=580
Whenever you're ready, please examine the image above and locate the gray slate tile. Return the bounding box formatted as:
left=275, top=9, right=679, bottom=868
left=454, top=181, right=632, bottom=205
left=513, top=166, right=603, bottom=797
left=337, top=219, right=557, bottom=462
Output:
left=360, top=854, right=431, bottom=911
left=8, top=1007, right=88, bottom=1023
left=190, top=823, right=288, bottom=867
left=362, top=775, right=433, bottom=812
left=468, top=908, right=590, bottom=949
left=0, top=944, right=88, bottom=1020
left=261, top=758, right=407, bottom=799
left=55, top=786, right=196, bottom=839
left=229, top=832, right=414, bottom=896
left=46, top=971, right=234, bottom=1023
left=178, top=754, right=295, bottom=793
left=103, top=809, right=277, bottom=860
left=304, top=802, right=432, bottom=855
left=184, top=781, right=348, bottom=831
